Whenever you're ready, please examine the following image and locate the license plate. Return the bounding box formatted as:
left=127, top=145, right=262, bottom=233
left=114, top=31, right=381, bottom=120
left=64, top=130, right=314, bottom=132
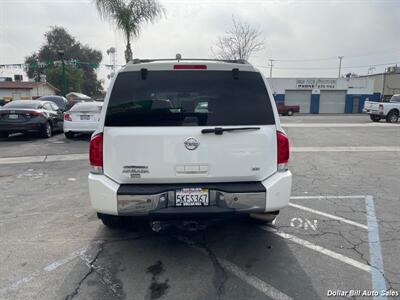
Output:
left=8, top=114, right=18, bottom=119
left=175, top=188, right=209, bottom=207
left=80, top=115, right=90, bottom=120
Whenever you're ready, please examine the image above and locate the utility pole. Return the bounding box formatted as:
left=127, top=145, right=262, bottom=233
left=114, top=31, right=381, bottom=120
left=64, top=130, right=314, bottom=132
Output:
left=338, top=56, right=343, bottom=78
left=57, top=50, right=66, bottom=96
left=268, top=59, right=274, bottom=78
left=107, top=47, right=116, bottom=79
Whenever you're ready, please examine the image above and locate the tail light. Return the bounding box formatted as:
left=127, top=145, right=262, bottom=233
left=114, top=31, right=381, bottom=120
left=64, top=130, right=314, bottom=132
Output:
left=378, top=104, right=384, bottom=111
left=277, top=131, right=290, bottom=171
left=26, top=111, right=41, bottom=117
left=89, top=133, right=103, bottom=174
left=64, top=113, right=72, bottom=121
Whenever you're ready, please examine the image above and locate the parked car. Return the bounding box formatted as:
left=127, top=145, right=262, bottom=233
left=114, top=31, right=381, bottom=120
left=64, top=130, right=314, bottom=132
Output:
left=88, top=58, right=292, bottom=228
left=38, top=95, right=68, bottom=111
left=63, top=101, right=103, bottom=138
left=276, top=102, right=300, bottom=116
left=65, top=92, right=93, bottom=110
left=0, top=100, right=63, bottom=138
left=363, top=94, right=400, bottom=123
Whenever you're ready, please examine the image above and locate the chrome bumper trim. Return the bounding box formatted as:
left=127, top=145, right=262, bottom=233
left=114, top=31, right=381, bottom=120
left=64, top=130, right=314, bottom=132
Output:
left=117, top=190, right=266, bottom=216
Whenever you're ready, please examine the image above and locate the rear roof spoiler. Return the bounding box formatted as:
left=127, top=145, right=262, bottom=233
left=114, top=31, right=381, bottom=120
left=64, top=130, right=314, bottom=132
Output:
left=128, top=58, right=249, bottom=65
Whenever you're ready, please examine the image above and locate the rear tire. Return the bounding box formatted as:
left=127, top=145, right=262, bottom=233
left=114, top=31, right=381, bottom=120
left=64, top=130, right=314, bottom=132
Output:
left=370, top=115, right=381, bottom=122
left=386, top=111, right=399, bottom=123
left=97, top=213, right=123, bottom=228
left=287, top=110, right=294, bottom=116
left=64, top=132, right=74, bottom=139
left=41, top=121, right=52, bottom=138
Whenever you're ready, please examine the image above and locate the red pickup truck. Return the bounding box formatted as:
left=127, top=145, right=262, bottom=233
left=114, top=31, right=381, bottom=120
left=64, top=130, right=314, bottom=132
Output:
left=276, top=102, right=300, bottom=116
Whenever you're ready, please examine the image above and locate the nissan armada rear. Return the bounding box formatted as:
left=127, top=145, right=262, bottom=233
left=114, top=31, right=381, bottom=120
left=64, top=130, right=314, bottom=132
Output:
left=88, top=58, right=292, bottom=228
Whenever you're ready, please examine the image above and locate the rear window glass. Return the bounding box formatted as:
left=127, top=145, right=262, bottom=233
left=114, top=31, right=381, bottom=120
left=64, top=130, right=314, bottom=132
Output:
left=3, top=101, right=40, bottom=109
left=70, top=103, right=102, bottom=112
left=105, top=70, right=275, bottom=126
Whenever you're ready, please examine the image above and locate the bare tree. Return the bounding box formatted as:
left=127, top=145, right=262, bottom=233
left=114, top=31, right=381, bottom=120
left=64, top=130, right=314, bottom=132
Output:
left=212, top=17, right=265, bottom=61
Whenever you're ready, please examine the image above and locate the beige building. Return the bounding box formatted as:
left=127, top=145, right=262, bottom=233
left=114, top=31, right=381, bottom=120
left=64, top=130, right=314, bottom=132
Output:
left=360, top=67, right=400, bottom=101
left=0, top=81, right=59, bottom=103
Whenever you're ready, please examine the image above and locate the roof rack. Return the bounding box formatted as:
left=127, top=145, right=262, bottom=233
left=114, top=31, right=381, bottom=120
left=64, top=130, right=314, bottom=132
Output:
left=129, top=58, right=249, bottom=65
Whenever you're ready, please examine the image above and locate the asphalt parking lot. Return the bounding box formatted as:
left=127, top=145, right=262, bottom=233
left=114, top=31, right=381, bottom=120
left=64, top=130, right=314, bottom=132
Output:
left=0, top=114, right=399, bottom=300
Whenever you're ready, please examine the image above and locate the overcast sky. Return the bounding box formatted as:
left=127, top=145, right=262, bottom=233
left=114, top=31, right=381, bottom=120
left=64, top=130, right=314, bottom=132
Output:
left=1, top=0, right=399, bottom=89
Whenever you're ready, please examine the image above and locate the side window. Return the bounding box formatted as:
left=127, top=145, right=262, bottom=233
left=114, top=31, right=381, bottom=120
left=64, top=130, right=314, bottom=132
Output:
left=43, top=103, right=53, bottom=111
left=50, top=103, right=59, bottom=111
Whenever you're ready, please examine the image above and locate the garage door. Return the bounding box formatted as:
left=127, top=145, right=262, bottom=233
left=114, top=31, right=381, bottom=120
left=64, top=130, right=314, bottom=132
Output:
left=285, top=90, right=311, bottom=113
left=319, top=90, right=347, bottom=113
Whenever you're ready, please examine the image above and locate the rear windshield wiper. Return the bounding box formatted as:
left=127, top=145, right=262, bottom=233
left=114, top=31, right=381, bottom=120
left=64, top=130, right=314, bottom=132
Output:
left=201, top=127, right=260, bottom=135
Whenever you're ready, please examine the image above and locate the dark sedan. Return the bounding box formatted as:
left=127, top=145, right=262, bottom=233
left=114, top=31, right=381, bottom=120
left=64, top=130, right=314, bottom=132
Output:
left=0, top=100, right=63, bottom=138
left=38, top=95, right=68, bottom=111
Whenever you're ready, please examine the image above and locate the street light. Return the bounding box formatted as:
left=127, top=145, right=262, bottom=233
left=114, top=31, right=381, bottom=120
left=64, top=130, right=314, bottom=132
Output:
left=57, top=50, right=66, bottom=96
left=338, top=56, right=344, bottom=78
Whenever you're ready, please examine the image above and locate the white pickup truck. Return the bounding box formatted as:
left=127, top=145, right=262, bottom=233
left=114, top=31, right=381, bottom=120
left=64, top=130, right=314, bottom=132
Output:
left=363, top=94, right=400, bottom=123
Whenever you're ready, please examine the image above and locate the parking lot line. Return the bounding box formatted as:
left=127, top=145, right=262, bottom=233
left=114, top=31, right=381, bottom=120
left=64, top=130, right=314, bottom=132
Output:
left=44, top=153, right=87, bottom=162
left=175, top=235, right=293, bottom=300
left=289, top=203, right=368, bottom=230
left=260, top=226, right=371, bottom=273
left=365, top=196, right=387, bottom=300
left=290, top=195, right=365, bottom=200
left=219, top=257, right=293, bottom=300
left=0, top=155, right=46, bottom=165
left=0, top=247, right=88, bottom=296
left=0, top=153, right=87, bottom=165
left=291, top=146, right=400, bottom=152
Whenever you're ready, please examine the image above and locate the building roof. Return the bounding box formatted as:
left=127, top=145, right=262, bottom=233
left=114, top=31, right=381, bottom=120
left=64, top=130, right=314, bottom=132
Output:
left=0, top=81, right=59, bottom=92
left=65, top=92, right=91, bottom=99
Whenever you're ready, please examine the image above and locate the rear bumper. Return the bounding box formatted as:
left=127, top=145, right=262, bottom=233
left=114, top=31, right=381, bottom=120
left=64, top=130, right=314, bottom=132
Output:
left=64, top=121, right=98, bottom=133
left=0, top=122, right=43, bottom=133
left=88, top=171, right=292, bottom=218
left=363, top=109, right=384, bottom=115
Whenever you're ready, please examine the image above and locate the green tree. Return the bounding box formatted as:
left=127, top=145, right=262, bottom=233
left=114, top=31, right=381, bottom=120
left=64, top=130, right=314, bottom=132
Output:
left=45, top=66, right=84, bottom=93
left=25, top=27, right=103, bottom=97
left=94, top=0, right=164, bottom=62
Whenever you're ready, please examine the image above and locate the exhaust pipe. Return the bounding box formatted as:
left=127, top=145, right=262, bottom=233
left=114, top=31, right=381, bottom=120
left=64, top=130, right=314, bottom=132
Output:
left=250, top=212, right=278, bottom=224
left=150, top=221, right=163, bottom=232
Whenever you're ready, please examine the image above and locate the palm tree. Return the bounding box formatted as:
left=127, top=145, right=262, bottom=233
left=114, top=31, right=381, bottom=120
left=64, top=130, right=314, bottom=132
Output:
left=94, top=0, right=164, bottom=62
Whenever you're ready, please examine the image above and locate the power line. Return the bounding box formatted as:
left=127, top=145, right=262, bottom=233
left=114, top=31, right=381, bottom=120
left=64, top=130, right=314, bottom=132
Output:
left=269, top=49, right=400, bottom=63
left=256, top=60, right=400, bottom=70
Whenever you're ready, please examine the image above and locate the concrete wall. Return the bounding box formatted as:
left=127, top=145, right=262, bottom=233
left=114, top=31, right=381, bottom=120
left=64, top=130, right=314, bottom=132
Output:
left=0, top=89, right=31, bottom=100
left=29, top=85, right=56, bottom=98
left=267, top=77, right=374, bottom=95
left=0, top=84, right=56, bottom=101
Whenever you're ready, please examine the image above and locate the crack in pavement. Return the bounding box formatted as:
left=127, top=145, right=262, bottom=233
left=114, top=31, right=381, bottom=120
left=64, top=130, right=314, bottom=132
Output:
left=64, top=241, right=106, bottom=300
left=200, top=231, right=228, bottom=300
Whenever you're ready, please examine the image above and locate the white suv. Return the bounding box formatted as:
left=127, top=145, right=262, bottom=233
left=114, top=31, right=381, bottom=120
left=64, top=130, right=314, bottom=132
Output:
left=88, top=58, right=292, bottom=228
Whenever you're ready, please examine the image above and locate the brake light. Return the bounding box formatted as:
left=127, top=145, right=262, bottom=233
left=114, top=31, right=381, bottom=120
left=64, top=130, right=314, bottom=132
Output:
left=173, top=65, right=207, bottom=70
left=64, top=113, right=72, bottom=121
left=27, top=111, right=41, bottom=117
left=89, top=133, right=103, bottom=174
left=277, top=131, right=289, bottom=171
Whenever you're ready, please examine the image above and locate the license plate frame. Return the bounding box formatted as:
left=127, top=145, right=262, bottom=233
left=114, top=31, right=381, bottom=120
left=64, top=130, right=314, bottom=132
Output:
left=175, top=188, right=209, bottom=207
left=80, top=115, right=90, bottom=120
left=8, top=114, right=18, bottom=119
